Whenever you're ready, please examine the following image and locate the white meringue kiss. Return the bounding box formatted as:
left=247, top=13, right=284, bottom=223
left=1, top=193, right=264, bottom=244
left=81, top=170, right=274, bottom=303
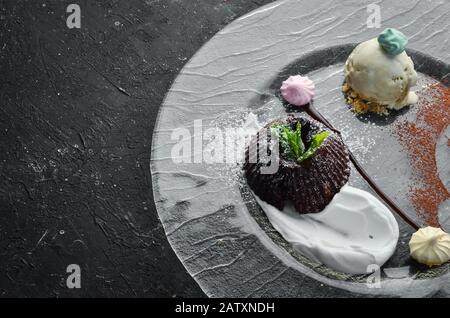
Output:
left=280, top=75, right=315, bottom=106
left=409, top=226, right=450, bottom=266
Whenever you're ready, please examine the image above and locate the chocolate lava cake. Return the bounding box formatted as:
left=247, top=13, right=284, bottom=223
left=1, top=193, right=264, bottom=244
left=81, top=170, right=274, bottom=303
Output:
left=244, top=115, right=351, bottom=214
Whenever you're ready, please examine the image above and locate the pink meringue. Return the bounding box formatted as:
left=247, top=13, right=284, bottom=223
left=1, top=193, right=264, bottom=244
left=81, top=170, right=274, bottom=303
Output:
left=280, top=75, right=315, bottom=106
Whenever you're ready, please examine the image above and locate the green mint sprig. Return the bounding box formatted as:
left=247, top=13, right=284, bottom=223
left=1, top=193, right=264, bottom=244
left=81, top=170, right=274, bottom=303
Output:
left=271, top=122, right=330, bottom=163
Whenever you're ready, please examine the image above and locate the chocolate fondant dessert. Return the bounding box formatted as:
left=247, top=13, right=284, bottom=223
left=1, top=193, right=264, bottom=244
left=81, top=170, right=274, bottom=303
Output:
left=244, top=115, right=350, bottom=214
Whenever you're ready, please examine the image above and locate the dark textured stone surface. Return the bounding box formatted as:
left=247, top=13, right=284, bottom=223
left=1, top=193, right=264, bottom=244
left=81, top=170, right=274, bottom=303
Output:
left=0, top=0, right=274, bottom=297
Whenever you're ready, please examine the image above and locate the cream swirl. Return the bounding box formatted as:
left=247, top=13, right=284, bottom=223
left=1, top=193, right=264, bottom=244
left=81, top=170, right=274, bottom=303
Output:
left=253, top=185, right=399, bottom=274
left=280, top=75, right=315, bottom=106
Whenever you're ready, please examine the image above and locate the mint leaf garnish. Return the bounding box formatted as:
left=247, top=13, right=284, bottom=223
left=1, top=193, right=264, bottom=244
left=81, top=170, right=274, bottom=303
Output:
left=271, top=124, right=294, bottom=160
left=298, top=131, right=331, bottom=162
left=270, top=121, right=331, bottom=163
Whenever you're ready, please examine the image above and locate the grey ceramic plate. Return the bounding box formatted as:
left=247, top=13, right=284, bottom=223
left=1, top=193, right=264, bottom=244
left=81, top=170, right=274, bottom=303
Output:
left=151, top=0, right=450, bottom=297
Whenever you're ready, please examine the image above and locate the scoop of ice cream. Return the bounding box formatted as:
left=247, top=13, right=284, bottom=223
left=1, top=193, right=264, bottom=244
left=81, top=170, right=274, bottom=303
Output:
left=344, top=36, right=418, bottom=110
left=280, top=75, right=315, bottom=106
left=409, top=226, right=450, bottom=266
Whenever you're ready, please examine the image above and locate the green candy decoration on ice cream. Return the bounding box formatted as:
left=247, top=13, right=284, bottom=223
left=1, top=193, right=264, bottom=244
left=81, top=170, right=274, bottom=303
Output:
left=377, top=28, right=408, bottom=56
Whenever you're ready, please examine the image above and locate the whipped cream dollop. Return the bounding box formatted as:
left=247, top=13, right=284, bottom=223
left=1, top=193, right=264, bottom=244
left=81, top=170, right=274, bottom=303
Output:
left=280, top=75, right=315, bottom=106
left=253, top=185, right=399, bottom=274
left=409, top=226, right=450, bottom=266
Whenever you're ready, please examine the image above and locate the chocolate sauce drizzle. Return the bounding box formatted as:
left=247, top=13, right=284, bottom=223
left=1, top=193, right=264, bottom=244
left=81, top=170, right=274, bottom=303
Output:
left=304, top=104, right=420, bottom=230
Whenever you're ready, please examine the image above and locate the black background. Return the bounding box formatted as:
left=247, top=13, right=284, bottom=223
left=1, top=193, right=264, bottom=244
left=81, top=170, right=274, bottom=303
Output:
left=0, top=0, right=274, bottom=297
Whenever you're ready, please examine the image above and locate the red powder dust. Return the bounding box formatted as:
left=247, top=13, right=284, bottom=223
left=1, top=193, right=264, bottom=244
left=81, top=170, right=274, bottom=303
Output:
left=394, top=83, right=449, bottom=227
